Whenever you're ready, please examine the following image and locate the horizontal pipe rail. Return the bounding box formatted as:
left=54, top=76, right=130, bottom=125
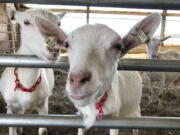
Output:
left=0, top=40, right=18, bottom=42
left=1, top=0, right=180, bottom=10
left=0, top=114, right=180, bottom=129
left=0, top=21, right=10, bottom=25
left=0, top=31, right=12, bottom=34
left=117, top=58, right=180, bottom=72
left=0, top=55, right=179, bottom=72
left=21, top=6, right=180, bottom=17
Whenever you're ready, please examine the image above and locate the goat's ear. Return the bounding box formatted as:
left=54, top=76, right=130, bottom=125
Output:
left=6, top=7, right=21, bottom=23
left=6, top=7, right=16, bottom=20
left=35, top=16, right=67, bottom=45
left=57, top=12, right=66, bottom=20
left=122, top=13, right=161, bottom=56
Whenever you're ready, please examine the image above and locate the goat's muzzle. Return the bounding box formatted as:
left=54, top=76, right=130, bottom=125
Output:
left=69, top=71, right=91, bottom=92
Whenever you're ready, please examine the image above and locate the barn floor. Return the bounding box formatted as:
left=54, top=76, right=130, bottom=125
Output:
left=0, top=68, right=180, bottom=135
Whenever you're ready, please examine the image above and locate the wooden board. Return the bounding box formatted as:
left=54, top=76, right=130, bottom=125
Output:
left=129, top=44, right=180, bottom=54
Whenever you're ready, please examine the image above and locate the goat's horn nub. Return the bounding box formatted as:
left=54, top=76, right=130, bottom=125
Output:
left=160, top=36, right=171, bottom=42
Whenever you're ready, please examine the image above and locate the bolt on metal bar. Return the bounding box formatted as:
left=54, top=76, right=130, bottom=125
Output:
left=1, top=0, right=180, bottom=10
left=0, top=55, right=179, bottom=72
left=0, top=114, right=180, bottom=129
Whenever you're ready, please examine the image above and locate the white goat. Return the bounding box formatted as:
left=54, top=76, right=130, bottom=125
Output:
left=0, top=8, right=66, bottom=135
left=37, top=13, right=161, bottom=135
left=146, top=37, right=180, bottom=107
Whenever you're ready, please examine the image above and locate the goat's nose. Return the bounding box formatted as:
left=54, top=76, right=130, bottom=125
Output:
left=52, top=49, right=60, bottom=57
left=69, top=72, right=91, bottom=88
left=151, top=55, right=157, bottom=59
left=47, top=46, right=60, bottom=58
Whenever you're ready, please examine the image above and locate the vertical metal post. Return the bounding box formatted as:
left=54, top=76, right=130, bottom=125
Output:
left=86, top=5, right=90, bottom=24
left=10, top=24, right=16, bottom=54
left=160, top=10, right=167, bottom=46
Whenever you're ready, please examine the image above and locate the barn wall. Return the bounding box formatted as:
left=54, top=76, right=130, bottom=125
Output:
left=0, top=3, right=10, bottom=52
left=0, top=3, right=20, bottom=53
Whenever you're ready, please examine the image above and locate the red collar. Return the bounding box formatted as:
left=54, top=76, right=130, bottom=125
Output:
left=96, top=91, right=108, bottom=120
left=14, top=67, right=42, bottom=92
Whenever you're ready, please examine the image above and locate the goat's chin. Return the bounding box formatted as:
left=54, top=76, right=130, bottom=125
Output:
left=40, top=53, right=59, bottom=63
left=44, top=56, right=59, bottom=63
left=68, top=87, right=107, bottom=107
left=69, top=93, right=94, bottom=107
left=71, top=98, right=90, bottom=107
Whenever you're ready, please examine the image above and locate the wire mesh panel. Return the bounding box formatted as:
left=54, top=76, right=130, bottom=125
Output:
left=0, top=2, right=179, bottom=135
left=0, top=3, right=20, bottom=54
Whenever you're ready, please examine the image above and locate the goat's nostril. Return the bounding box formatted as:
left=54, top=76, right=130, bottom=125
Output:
left=69, top=72, right=91, bottom=87
left=53, top=52, right=58, bottom=57
left=80, top=74, right=91, bottom=84
left=80, top=77, right=90, bottom=84
left=70, top=78, right=74, bottom=83
left=151, top=55, right=157, bottom=59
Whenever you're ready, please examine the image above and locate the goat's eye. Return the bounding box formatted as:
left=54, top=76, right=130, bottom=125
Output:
left=24, top=19, right=30, bottom=25
left=112, top=43, right=124, bottom=51
left=58, top=22, right=61, bottom=26
left=64, top=42, right=70, bottom=49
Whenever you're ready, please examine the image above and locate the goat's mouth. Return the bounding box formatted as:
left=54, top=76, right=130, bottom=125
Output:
left=42, top=53, right=58, bottom=62
left=70, top=89, right=97, bottom=100
left=69, top=88, right=99, bottom=101
left=70, top=94, right=88, bottom=100
left=46, top=56, right=57, bottom=61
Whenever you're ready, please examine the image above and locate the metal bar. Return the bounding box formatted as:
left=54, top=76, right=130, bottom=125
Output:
left=86, top=6, right=90, bottom=24
left=0, top=40, right=18, bottom=42
left=0, top=55, right=179, bottom=72
left=1, top=0, right=180, bottom=10
left=22, top=7, right=153, bottom=15
left=160, top=10, right=167, bottom=46
left=0, top=21, right=10, bottom=24
left=20, top=6, right=180, bottom=17
left=118, top=58, right=180, bottom=72
left=10, top=23, right=17, bottom=54
left=0, top=114, right=180, bottom=129
left=0, top=55, right=69, bottom=69
left=0, top=31, right=12, bottom=34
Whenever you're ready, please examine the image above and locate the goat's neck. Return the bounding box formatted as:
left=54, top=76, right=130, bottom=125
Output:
left=16, top=68, right=42, bottom=86
left=78, top=73, right=119, bottom=127
left=17, top=45, right=34, bottom=55
left=15, top=43, right=42, bottom=83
